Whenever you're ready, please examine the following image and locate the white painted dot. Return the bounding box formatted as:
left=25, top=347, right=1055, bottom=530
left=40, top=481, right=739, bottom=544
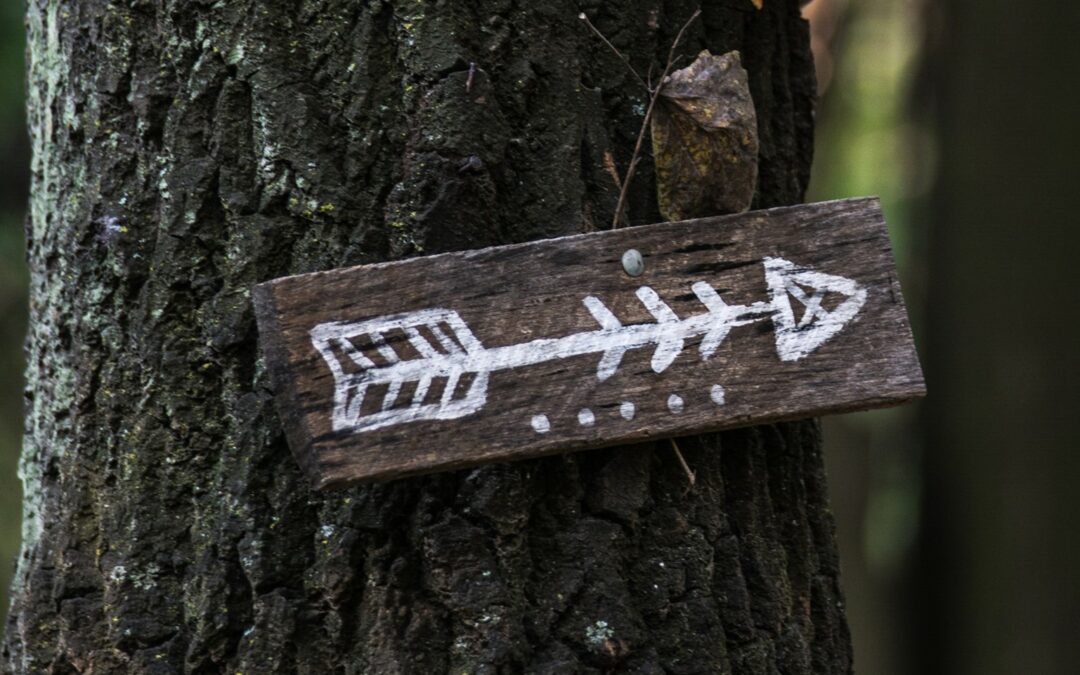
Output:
left=667, top=394, right=684, bottom=414
left=619, top=401, right=635, bottom=420
left=530, top=414, right=551, bottom=434
left=578, top=408, right=595, bottom=427
left=710, top=384, right=726, bottom=406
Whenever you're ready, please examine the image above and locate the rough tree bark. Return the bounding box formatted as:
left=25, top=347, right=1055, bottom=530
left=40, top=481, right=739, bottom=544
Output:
left=4, top=0, right=850, bottom=672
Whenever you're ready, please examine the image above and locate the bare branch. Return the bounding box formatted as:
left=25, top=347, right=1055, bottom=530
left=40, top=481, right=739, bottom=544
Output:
left=671, top=438, right=697, bottom=491
left=578, top=12, right=650, bottom=93
left=611, top=8, right=701, bottom=228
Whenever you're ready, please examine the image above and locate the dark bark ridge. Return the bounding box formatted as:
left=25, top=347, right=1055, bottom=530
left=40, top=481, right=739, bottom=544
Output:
left=5, top=0, right=849, bottom=673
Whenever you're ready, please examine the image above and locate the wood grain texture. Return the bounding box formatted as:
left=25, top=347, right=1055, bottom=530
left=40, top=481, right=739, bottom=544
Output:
left=254, top=197, right=924, bottom=488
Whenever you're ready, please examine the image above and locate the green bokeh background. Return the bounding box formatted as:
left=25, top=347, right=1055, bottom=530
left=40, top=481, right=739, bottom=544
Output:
left=805, top=1, right=927, bottom=672
left=0, top=0, right=28, bottom=634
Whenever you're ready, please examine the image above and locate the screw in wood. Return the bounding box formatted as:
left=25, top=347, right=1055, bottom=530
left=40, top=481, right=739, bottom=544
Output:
left=622, top=249, right=645, bottom=277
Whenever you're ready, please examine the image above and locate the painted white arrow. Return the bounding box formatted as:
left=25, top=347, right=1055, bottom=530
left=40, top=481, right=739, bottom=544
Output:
left=311, top=257, right=867, bottom=433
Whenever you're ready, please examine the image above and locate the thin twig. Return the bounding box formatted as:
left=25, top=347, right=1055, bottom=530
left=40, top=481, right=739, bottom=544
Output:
left=466, top=62, right=477, bottom=93
left=578, top=13, right=650, bottom=93
left=670, top=438, right=696, bottom=491
left=610, top=8, right=701, bottom=229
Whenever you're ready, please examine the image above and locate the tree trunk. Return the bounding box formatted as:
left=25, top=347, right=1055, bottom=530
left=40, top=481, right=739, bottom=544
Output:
left=4, top=1, right=850, bottom=672
left=916, top=2, right=1080, bottom=674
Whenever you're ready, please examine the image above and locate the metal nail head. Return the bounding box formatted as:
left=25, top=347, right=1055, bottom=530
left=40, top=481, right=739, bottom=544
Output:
left=622, top=249, right=645, bottom=277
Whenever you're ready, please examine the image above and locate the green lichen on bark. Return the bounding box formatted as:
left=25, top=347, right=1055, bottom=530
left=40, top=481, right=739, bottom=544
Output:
left=5, top=0, right=847, bottom=673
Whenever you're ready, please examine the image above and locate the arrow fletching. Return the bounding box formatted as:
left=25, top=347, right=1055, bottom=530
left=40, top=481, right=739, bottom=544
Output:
left=311, top=308, right=491, bottom=432
left=584, top=295, right=627, bottom=380
left=635, top=286, right=684, bottom=373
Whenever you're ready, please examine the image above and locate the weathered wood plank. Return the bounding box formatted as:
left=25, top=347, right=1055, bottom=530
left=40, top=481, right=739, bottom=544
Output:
left=253, top=197, right=924, bottom=488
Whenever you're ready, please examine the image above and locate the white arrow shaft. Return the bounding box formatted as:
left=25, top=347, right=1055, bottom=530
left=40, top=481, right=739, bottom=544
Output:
left=347, top=300, right=774, bottom=387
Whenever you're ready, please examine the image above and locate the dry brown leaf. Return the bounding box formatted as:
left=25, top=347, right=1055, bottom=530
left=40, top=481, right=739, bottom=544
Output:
left=650, top=50, right=759, bottom=221
left=752, top=0, right=764, bottom=9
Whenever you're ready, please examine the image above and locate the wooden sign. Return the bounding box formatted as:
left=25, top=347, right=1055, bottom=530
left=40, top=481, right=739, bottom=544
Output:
left=254, top=197, right=924, bottom=489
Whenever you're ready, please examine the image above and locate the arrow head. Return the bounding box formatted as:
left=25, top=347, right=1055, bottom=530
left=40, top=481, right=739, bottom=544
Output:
left=764, top=257, right=868, bottom=362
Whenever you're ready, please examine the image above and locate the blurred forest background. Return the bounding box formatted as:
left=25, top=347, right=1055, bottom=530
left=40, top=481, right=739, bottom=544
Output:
left=1, top=2, right=1077, bottom=673
left=0, top=0, right=30, bottom=642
